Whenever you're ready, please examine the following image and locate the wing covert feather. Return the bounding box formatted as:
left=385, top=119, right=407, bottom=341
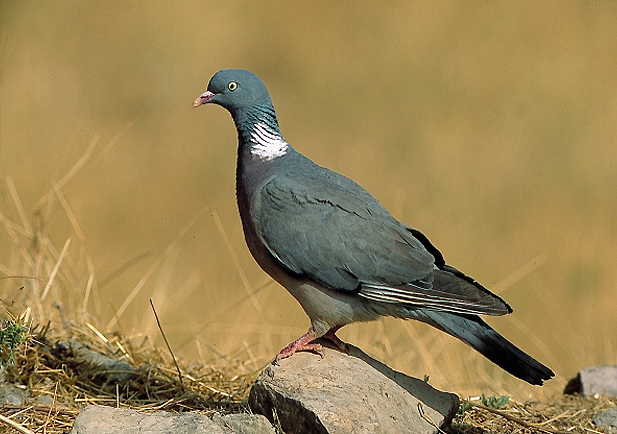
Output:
left=255, top=174, right=435, bottom=291
left=252, top=170, right=510, bottom=316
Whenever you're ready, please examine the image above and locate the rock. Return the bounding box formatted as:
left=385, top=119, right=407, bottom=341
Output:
left=564, top=366, right=617, bottom=397
left=211, top=412, right=276, bottom=433
left=33, top=395, right=55, bottom=406
left=249, top=344, right=459, bottom=434
left=594, top=408, right=617, bottom=433
left=0, top=383, right=28, bottom=405
left=53, top=340, right=135, bottom=383
left=70, top=406, right=275, bottom=433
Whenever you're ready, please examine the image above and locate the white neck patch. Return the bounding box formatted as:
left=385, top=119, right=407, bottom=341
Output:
left=249, top=121, right=288, bottom=161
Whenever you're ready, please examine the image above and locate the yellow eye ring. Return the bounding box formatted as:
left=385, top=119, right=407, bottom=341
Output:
left=228, top=81, right=238, bottom=91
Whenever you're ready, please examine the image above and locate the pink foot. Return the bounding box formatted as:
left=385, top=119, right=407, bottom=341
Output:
left=322, top=326, right=348, bottom=352
left=275, top=330, right=323, bottom=363
left=275, top=326, right=349, bottom=363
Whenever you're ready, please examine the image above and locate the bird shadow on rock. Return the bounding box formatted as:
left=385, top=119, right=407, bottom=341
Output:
left=317, top=338, right=460, bottom=421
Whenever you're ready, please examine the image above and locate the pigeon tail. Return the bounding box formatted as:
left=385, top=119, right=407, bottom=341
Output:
left=411, top=310, right=554, bottom=385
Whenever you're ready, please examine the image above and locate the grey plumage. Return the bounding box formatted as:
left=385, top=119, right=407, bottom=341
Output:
left=193, top=69, right=554, bottom=385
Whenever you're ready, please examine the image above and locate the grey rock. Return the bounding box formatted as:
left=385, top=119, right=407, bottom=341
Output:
left=594, top=408, right=617, bottom=433
left=564, top=366, right=617, bottom=397
left=53, top=340, right=135, bottom=383
left=32, top=394, right=55, bottom=406
left=0, top=383, right=28, bottom=405
left=70, top=406, right=275, bottom=434
left=249, top=344, right=459, bottom=434
left=212, top=412, right=276, bottom=433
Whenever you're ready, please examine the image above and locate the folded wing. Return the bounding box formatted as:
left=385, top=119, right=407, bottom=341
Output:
left=255, top=171, right=510, bottom=316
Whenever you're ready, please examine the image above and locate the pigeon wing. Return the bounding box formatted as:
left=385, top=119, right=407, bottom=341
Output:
left=254, top=169, right=510, bottom=316
left=255, top=173, right=434, bottom=290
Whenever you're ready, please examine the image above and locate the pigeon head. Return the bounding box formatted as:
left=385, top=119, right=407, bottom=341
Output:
left=193, top=69, right=273, bottom=116
left=193, top=70, right=287, bottom=159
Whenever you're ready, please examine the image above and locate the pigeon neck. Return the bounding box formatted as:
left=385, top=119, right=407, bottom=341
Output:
left=233, top=106, right=289, bottom=162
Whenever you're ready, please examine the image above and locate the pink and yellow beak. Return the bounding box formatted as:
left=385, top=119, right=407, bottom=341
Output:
left=192, top=90, right=217, bottom=108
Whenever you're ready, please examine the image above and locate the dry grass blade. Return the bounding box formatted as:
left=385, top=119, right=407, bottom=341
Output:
left=82, top=257, right=96, bottom=313
left=92, top=110, right=144, bottom=164
left=6, top=177, right=32, bottom=236
left=98, top=251, right=152, bottom=289
left=40, top=238, right=71, bottom=301
left=418, top=402, right=447, bottom=434
left=491, top=254, right=547, bottom=295
left=150, top=299, right=183, bottom=389
left=0, top=210, right=35, bottom=270
left=211, top=211, right=273, bottom=355
left=32, top=135, right=100, bottom=212
left=106, top=206, right=209, bottom=330
left=211, top=211, right=256, bottom=310
left=0, top=211, right=32, bottom=239
left=176, top=279, right=274, bottom=351
left=473, top=403, right=569, bottom=434
left=0, top=413, right=35, bottom=434
left=51, top=181, right=85, bottom=243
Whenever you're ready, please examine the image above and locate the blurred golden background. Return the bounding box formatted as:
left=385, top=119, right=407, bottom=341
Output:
left=1, top=1, right=616, bottom=399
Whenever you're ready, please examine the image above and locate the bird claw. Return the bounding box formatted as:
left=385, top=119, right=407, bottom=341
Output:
left=324, top=335, right=347, bottom=352
left=274, top=330, right=322, bottom=363
left=273, top=327, right=348, bottom=363
left=274, top=341, right=323, bottom=363
left=322, top=326, right=348, bottom=353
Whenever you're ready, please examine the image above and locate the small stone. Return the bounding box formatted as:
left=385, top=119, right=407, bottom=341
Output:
left=54, top=340, right=135, bottom=383
left=70, top=406, right=275, bottom=433
left=32, top=395, right=55, bottom=406
left=249, top=344, right=459, bottom=434
left=564, top=366, right=617, bottom=397
left=594, top=408, right=617, bottom=432
left=0, top=383, right=28, bottom=405
left=211, top=412, right=276, bottom=433
left=70, top=406, right=218, bottom=433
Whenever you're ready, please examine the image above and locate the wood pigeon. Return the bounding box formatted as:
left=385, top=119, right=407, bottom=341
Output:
left=193, top=69, right=554, bottom=385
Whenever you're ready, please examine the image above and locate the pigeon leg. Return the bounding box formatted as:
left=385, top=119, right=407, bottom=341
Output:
left=322, top=325, right=348, bottom=352
left=275, top=330, right=323, bottom=362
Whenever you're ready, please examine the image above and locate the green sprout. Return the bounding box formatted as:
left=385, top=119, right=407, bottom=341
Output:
left=0, top=315, right=30, bottom=367
left=457, top=401, right=474, bottom=417
left=480, top=393, right=509, bottom=409
left=457, top=393, right=509, bottom=417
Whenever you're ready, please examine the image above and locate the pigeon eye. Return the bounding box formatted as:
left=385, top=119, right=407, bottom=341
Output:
left=228, top=81, right=238, bottom=91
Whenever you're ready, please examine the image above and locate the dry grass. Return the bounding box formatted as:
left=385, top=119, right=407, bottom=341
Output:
left=0, top=155, right=613, bottom=434
left=0, top=163, right=257, bottom=433
left=449, top=394, right=617, bottom=434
